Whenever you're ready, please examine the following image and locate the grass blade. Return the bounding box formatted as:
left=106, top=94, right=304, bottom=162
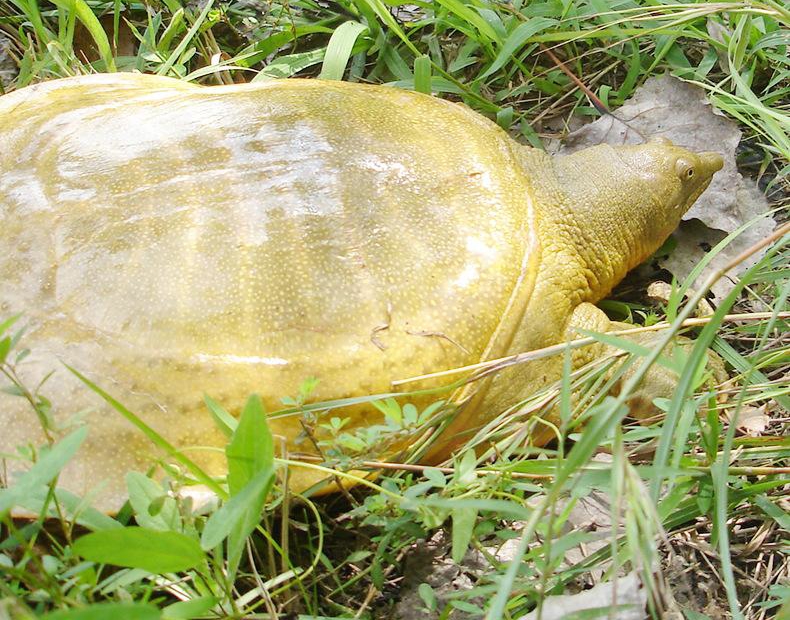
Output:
left=319, top=21, right=367, bottom=81
left=156, top=0, right=213, bottom=77
left=48, top=0, right=115, bottom=70
left=226, top=394, right=274, bottom=494
left=204, top=394, right=237, bottom=437
left=414, top=54, right=431, bottom=94
left=66, top=364, right=226, bottom=499
left=479, top=17, right=556, bottom=80
left=433, top=0, right=501, bottom=45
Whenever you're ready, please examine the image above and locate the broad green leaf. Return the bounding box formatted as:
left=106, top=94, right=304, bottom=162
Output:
left=729, top=13, right=752, bottom=73
left=382, top=46, right=412, bottom=81
left=200, top=468, right=272, bottom=551
left=157, top=8, right=184, bottom=53
left=447, top=39, right=480, bottom=73
left=589, top=0, right=620, bottom=22
left=418, top=583, right=438, bottom=611
left=226, top=394, right=274, bottom=494
left=0, top=313, right=21, bottom=338
left=696, top=477, right=714, bottom=515
left=452, top=600, right=483, bottom=614
left=496, top=106, right=514, bottom=129
left=73, top=527, right=205, bottom=573
left=479, top=17, right=556, bottom=79
left=753, top=30, right=790, bottom=53
left=0, top=427, right=88, bottom=514
left=451, top=506, right=477, bottom=563
left=162, top=596, right=218, bottom=620
left=223, top=394, right=275, bottom=573
left=423, top=467, right=446, bottom=488
left=619, top=40, right=642, bottom=99
left=320, top=21, right=368, bottom=80
left=255, top=48, right=326, bottom=80
left=456, top=449, right=477, bottom=486
left=387, top=77, right=466, bottom=95
left=476, top=7, right=506, bottom=40
left=0, top=336, right=11, bottom=363
left=346, top=550, right=372, bottom=562
left=42, top=603, right=159, bottom=620
left=18, top=487, right=122, bottom=531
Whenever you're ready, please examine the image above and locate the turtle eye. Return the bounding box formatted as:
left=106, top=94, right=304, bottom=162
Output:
left=675, top=159, right=695, bottom=180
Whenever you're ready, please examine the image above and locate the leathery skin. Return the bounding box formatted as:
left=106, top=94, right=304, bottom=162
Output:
left=0, top=74, right=722, bottom=510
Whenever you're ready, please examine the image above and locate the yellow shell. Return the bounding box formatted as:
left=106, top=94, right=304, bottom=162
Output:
left=0, top=74, right=540, bottom=510
left=0, top=74, right=724, bottom=512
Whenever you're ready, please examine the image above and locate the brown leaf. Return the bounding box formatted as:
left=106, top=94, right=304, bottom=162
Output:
left=0, top=33, right=17, bottom=90
left=518, top=573, right=647, bottom=620
left=728, top=405, right=769, bottom=436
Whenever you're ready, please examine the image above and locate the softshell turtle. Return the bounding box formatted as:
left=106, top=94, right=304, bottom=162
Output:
left=0, top=73, right=723, bottom=512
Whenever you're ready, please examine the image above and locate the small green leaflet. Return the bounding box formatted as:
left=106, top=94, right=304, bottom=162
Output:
left=0, top=427, right=88, bottom=514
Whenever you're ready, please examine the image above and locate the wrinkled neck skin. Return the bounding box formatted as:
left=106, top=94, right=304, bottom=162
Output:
left=429, top=140, right=720, bottom=461
left=519, top=145, right=679, bottom=307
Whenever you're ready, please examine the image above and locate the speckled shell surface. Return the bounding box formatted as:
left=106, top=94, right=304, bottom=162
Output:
left=0, top=74, right=538, bottom=510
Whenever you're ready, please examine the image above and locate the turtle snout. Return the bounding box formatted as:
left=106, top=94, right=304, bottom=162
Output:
left=700, top=152, right=724, bottom=176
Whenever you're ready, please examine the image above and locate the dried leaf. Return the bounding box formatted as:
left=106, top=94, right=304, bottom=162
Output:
left=0, top=33, right=16, bottom=89
left=518, top=573, right=647, bottom=620
left=646, top=281, right=714, bottom=316
left=728, top=405, right=769, bottom=437
left=562, top=486, right=615, bottom=578
left=660, top=185, right=775, bottom=301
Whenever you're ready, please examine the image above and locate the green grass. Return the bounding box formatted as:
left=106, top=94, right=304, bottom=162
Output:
left=0, top=0, right=789, bottom=618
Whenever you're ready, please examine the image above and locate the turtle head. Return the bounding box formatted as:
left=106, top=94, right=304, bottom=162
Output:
left=613, top=137, right=723, bottom=243
left=547, top=138, right=723, bottom=300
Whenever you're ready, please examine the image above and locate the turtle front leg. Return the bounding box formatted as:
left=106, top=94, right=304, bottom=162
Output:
left=565, top=302, right=613, bottom=370
left=566, top=303, right=725, bottom=420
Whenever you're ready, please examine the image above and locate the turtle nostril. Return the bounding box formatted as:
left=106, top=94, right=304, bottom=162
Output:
left=701, top=152, right=724, bottom=173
